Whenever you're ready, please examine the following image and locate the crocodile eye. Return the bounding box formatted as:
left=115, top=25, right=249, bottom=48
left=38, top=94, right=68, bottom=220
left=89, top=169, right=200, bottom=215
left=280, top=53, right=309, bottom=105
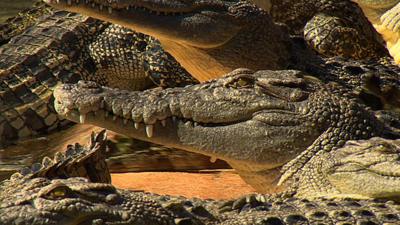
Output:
left=42, top=184, right=76, bottom=200
left=226, top=75, right=254, bottom=88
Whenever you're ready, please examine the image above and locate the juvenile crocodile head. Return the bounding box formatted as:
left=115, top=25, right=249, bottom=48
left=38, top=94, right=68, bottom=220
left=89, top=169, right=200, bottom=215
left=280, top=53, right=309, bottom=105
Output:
left=0, top=177, right=179, bottom=225
left=53, top=69, right=385, bottom=193
left=43, top=0, right=292, bottom=82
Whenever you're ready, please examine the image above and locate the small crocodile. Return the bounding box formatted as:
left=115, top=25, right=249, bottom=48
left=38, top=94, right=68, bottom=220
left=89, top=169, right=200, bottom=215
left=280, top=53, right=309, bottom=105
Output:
left=0, top=4, right=196, bottom=146
left=2, top=132, right=400, bottom=224
left=53, top=69, right=399, bottom=194
left=44, top=0, right=390, bottom=82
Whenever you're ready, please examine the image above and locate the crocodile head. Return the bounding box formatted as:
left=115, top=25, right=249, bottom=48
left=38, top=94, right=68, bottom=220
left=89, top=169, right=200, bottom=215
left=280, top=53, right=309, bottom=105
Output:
left=53, top=69, right=384, bottom=193
left=294, top=138, right=400, bottom=201
left=43, top=0, right=292, bottom=81
left=0, top=177, right=177, bottom=225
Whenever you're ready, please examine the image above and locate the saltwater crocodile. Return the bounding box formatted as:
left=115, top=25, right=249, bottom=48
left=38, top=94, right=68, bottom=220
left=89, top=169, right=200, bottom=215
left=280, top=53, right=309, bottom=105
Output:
left=43, top=0, right=390, bottom=83
left=0, top=4, right=196, bottom=147
left=53, top=69, right=400, bottom=194
left=2, top=132, right=400, bottom=224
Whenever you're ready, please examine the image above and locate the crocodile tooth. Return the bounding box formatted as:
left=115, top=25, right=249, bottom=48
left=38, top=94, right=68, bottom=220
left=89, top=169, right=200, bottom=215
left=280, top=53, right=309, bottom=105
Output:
left=108, top=7, right=113, bottom=14
left=113, top=115, right=117, bottom=121
left=80, top=114, right=86, bottom=123
left=161, top=120, right=167, bottom=127
left=105, top=111, right=109, bottom=118
left=67, top=0, right=72, bottom=5
left=172, top=116, right=177, bottom=122
left=99, top=4, right=103, bottom=10
left=134, top=122, right=140, bottom=129
left=146, top=125, right=154, bottom=137
left=194, top=122, right=198, bottom=127
left=123, top=118, right=128, bottom=125
left=210, top=156, right=217, bottom=163
left=101, top=100, right=105, bottom=108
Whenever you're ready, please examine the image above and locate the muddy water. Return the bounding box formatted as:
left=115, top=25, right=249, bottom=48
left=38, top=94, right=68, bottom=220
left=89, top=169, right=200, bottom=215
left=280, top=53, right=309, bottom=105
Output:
left=0, top=0, right=35, bottom=22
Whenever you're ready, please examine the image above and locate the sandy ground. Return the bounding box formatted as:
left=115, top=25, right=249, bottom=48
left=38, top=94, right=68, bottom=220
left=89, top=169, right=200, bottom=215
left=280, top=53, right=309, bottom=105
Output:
left=112, top=170, right=256, bottom=200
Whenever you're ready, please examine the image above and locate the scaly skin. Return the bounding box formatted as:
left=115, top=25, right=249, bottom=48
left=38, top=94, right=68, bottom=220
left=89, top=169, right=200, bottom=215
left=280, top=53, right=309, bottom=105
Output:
left=0, top=1, right=53, bottom=45
left=2, top=133, right=400, bottom=224
left=43, top=0, right=293, bottom=82
left=43, top=0, right=389, bottom=81
left=53, top=69, right=390, bottom=194
left=269, top=0, right=389, bottom=59
left=0, top=6, right=196, bottom=147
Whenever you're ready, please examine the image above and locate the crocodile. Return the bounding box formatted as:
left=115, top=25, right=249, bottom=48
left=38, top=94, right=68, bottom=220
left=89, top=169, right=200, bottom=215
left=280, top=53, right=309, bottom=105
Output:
left=268, top=0, right=388, bottom=59
left=2, top=132, right=400, bottom=224
left=0, top=4, right=196, bottom=147
left=43, top=0, right=390, bottom=83
left=53, top=68, right=400, bottom=195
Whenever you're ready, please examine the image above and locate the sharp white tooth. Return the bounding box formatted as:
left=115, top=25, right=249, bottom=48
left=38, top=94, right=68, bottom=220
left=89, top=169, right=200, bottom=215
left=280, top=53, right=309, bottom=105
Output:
left=99, top=4, right=103, bottom=10
left=134, top=122, right=140, bottom=129
left=185, top=121, right=192, bottom=126
left=146, top=125, right=154, bottom=137
left=93, top=111, right=97, bottom=116
left=79, top=114, right=86, bottom=123
left=123, top=118, right=128, bottom=124
left=210, top=156, right=217, bottom=163
left=113, top=115, right=117, bottom=121
left=172, top=116, right=177, bottom=122
left=194, top=122, right=198, bottom=126
left=126, top=6, right=129, bottom=10
left=108, top=7, right=113, bottom=14
left=105, top=111, right=109, bottom=118
left=101, top=100, right=105, bottom=108
left=161, top=120, right=166, bottom=127
left=67, top=0, right=72, bottom=5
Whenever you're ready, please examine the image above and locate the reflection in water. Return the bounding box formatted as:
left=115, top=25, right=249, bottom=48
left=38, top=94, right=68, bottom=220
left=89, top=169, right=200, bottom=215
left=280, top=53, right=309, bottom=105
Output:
left=0, top=125, right=103, bottom=181
left=0, top=0, right=35, bottom=22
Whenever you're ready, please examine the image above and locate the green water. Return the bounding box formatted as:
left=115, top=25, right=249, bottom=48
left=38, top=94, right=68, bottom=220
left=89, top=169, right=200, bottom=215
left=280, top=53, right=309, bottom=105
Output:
left=0, top=0, right=35, bottom=22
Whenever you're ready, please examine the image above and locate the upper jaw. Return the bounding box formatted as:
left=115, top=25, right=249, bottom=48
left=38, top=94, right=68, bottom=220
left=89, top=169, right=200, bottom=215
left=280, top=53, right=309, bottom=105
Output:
left=53, top=70, right=321, bottom=166
left=43, top=0, right=242, bottom=48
